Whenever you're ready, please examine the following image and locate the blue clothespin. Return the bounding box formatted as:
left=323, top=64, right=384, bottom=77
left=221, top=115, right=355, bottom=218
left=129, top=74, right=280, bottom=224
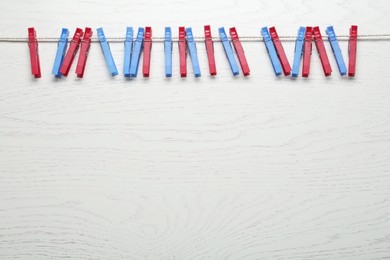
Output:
left=97, top=28, right=118, bottom=76
left=292, top=27, right=305, bottom=78
left=186, top=27, right=201, bottom=77
left=219, top=27, right=239, bottom=76
left=129, top=27, right=144, bottom=78
left=123, top=27, right=133, bottom=77
left=326, top=26, right=347, bottom=76
left=261, top=27, right=282, bottom=76
left=164, top=27, right=172, bottom=77
left=52, top=28, right=69, bottom=78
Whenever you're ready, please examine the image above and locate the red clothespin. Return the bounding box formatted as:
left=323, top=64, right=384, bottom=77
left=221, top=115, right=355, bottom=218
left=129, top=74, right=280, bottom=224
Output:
left=229, top=27, right=250, bottom=76
left=313, top=26, right=332, bottom=76
left=302, top=27, right=312, bottom=78
left=348, top=25, right=358, bottom=77
left=204, top=25, right=217, bottom=76
left=143, top=26, right=152, bottom=77
left=75, top=27, right=92, bottom=78
left=178, top=27, right=187, bottom=77
left=60, top=28, right=83, bottom=77
left=269, top=27, right=291, bottom=76
left=28, top=28, right=41, bottom=78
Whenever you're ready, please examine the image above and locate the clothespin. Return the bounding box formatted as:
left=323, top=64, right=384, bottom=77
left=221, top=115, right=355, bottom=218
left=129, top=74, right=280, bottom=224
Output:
left=123, top=27, right=134, bottom=77
left=164, top=27, right=172, bottom=77
left=75, top=27, right=93, bottom=78
left=313, top=26, right=332, bottom=76
left=143, top=27, right=152, bottom=77
left=186, top=27, right=201, bottom=77
left=219, top=27, right=239, bottom=76
left=348, top=25, right=358, bottom=77
left=52, top=28, right=69, bottom=78
left=302, top=26, right=312, bottom=78
left=60, top=28, right=83, bottom=77
left=97, top=28, right=118, bottom=76
left=269, top=27, right=291, bottom=76
left=204, top=25, right=216, bottom=76
left=130, top=27, right=144, bottom=77
left=261, top=27, right=282, bottom=76
left=229, top=27, right=250, bottom=76
left=292, top=27, right=305, bottom=78
left=326, top=26, right=347, bottom=76
left=27, top=27, right=41, bottom=78
left=178, top=27, right=187, bottom=77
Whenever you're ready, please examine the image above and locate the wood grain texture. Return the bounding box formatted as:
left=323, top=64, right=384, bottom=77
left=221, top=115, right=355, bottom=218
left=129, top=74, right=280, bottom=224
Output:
left=1, top=0, right=390, bottom=259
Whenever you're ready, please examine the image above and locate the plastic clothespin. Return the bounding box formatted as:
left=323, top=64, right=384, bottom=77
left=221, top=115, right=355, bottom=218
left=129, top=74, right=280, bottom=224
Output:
left=302, top=26, right=312, bottom=78
left=269, top=27, right=291, bottom=76
left=129, top=27, right=144, bottom=78
left=75, top=27, right=93, bottom=78
left=186, top=27, right=201, bottom=77
left=348, top=25, right=358, bottom=77
left=97, top=28, right=118, bottom=76
left=143, top=27, right=152, bottom=77
left=52, top=28, right=69, bottom=78
left=326, top=26, right=347, bottom=76
left=123, top=27, right=133, bottom=77
left=219, top=27, right=239, bottom=76
left=229, top=27, right=250, bottom=76
left=204, top=25, right=216, bottom=76
left=28, top=27, right=41, bottom=78
left=60, top=28, right=83, bottom=77
left=313, top=26, right=332, bottom=76
left=164, top=27, right=172, bottom=77
left=178, top=27, right=187, bottom=77
left=292, top=27, right=305, bottom=78
left=261, top=27, right=282, bottom=76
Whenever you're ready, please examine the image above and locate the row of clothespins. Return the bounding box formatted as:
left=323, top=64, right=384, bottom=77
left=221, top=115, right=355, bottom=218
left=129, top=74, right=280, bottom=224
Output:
left=27, top=25, right=358, bottom=79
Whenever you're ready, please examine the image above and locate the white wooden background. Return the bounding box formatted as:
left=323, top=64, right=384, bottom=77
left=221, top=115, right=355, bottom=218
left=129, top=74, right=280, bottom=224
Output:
left=1, top=0, right=390, bottom=259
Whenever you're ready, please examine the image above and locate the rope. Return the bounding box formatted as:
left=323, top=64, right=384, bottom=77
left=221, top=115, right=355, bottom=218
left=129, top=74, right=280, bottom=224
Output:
left=1, top=34, right=390, bottom=43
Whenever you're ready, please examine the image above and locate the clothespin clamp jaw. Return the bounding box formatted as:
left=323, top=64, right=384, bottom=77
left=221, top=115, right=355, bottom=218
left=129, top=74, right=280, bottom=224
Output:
left=70, top=28, right=83, bottom=45
left=325, top=26, right=337, bottom=41
left=178, top=26, right=187, bottom=77
left=123, top=27, right=134, bottom=77
left=82, top=28, right=92, bottom=44
left=97, top=28, right=106, bottom=42
left=269, top=26, right=291, bottom=76
left=125, top=27, right=133, bottom=42
left=291, top=26, right=305, bottom=77
left=297, top=27, right=305, bottom=41
left=348, top=25, right=358, bottom=77
left=75, top=27, right=93, bottom=78
left=229, top=27, right=250, bottom=76
left=326, top=26, right=347, bottom=76
left=261, top=27, right=282, bottom=76
left=51, top=28, right=69, bottom=78
left=229, top=28, right=239, bottom=42
left=164, top=27, right=173, bottom=77
left=28, top=27, right=41, bottom=78
left=144, top=27, right=152, bottom=40
left=313, top=26, right=332, bottom=76
left=204, top=25, right=217, bottom=76
left=349, top=26, right=358, bottom=40
left=179, top=27, right=186, bottom=42
left=142, top=26, right=152, bottom=77
left=58, top=28, right=69, bottom=45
